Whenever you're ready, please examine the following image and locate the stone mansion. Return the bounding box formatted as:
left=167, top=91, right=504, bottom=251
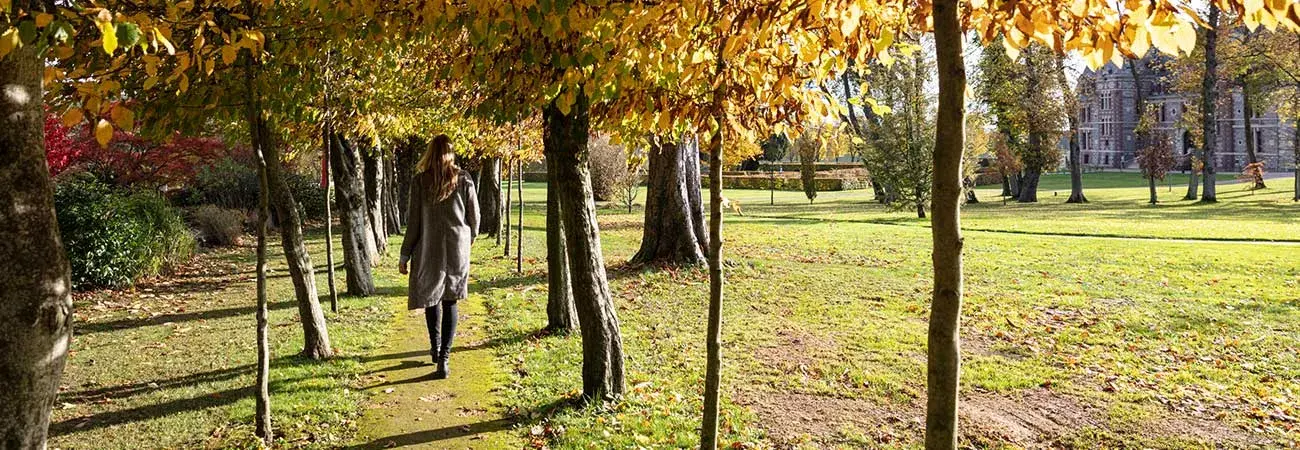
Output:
left=1076, top=57, right=1297, bottom=171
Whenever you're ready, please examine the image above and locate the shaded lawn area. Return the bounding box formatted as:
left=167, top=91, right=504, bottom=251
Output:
left=477, top=181, right=1299, bottom=448
left=721, top=172, right=1298, bottom=241
left=52, top=230, right=407, bottom=449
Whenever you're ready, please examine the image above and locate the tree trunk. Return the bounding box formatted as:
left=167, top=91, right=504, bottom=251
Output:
left=253, top=131, right=274, bottom=445
left=1201, top=4, right=1220, bottom=202
left=1000, top=176, right=1012, bottom=197
left=0, top=36, right=73, bottom=448
left=516, top=158, right=524, bottom=274
left=700, top=102, right=726, bottom=447
left=543, top=94, right=625, bottom=401
left=1149, top=177, right=1159, bottom=204
left=478, top=157, right=503, bottom=237
left=1294, top=114, right=1299, bottom=201
left=246, top=74, right=332, bottom=361
left=545, top=154, right=578, bottom=334
left=926, top=0, right=966, bottom=447
left=1242, top=86, right=1266, bottom=189
left=363, top=144, right=387, bottom=258
left=504, top=159, right=513, bottom=256
left=1056, top=55, right=1088, bottom=203
left=396, top=138, right=418, bottom=226
left=631, top=137, right=708, bottom=266
left=1017, top=168, right=1041, bottom=203
left=331, top=134, right=376, bottom=297
left=323, top=126, right=338, bottom=313
left=1185, top=160, right=1200, bottom=200
left=384, top=154, right=403, bottom=235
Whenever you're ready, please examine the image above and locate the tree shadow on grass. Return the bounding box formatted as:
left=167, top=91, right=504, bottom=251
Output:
left=75, top=300, right=298, bottom=335
left=341, top=396, right=577, bottom=449
left=51, top=355, right=329, bottom=437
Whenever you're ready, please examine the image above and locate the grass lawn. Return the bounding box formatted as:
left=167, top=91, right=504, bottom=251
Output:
left=478, top=174, right=1299, bottom=449
left=49, top=170, right=1299, bottom=448
left=51, top=231, right=407, bottom=449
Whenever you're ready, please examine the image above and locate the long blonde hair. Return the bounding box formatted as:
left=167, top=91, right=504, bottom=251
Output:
left=416, top=134, right=460, bottom=202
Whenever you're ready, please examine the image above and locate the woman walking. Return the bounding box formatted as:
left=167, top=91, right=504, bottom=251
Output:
left=399, top=134, right=479, bottom=379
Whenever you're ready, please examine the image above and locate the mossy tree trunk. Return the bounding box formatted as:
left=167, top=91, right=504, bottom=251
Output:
left=543, top=93, right=625, bottom=400
left=478, top=157, right=503, bottom=237
left=544, top=154, right=578, bottom=333
left=0, top=24, right=73, bottom=447
left=926, top=0, right=966, bottom=447
left=631, top=137, right=707, bottom=266
left=331, top=133, right=376, bottom=296
left=363, top=143, right=387, bottom=257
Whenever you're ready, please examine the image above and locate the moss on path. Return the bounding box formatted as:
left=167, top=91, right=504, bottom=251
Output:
left=349, top=294, right=516, bottom=449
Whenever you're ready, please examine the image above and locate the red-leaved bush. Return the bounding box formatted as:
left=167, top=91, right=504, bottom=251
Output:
left=45, top=112, right=241, bottom=187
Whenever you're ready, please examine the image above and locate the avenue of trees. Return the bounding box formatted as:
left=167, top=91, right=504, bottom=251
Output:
left=2, top=1, right=1298, bottom=449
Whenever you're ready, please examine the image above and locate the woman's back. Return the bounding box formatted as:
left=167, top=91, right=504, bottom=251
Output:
left=400, top=168, right=479, bottom=310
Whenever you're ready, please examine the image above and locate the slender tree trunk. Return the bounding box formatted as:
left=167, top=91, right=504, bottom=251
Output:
left=1201, top=4, right=1220, bottom=202
left=1149, top=177, right=1159, bottom=204
left=246, top=83, right=332, bottom=360
left=700, top=118, right=725, bottom=447
left=323, top=126, right=338, bottom=313
left=505, top=159, right=513, bottom=256
left=1293, top=114, right=1299, bottom=201
left=545, top=154, right=578, bottom=333
left=478, top=157, right=503, bottom=236
left=384, top=154, right=402, bottom=235
left=253, top=135, right=274, bottom=445
left=0, top=33, right=73, bottom=448
left=1242, top=87, right=1266, bottom=188
left=363, top=143, right=387, bottom=258
left=631, top=137, right=708, bottom=266
left=516, top=158, right=524, bottom=274
left=1056, top=56, right=1088, bottom=203
left=331, top=134, right=376, bottom=297
left=1000, top=176, right=1012, bottom=197
left=544, top=94, right=625, bottom=400
left=926, top=0, right=966, bottom=447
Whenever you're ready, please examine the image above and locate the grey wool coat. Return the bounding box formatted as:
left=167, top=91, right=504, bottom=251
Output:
left=400, top=169, right=479, bottom=310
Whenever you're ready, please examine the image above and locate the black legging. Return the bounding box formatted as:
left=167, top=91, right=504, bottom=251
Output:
left=424, top=299, right=458, bottom=357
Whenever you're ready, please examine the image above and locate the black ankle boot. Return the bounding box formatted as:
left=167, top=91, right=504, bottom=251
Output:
left=433, top=352, right=449, bottom=379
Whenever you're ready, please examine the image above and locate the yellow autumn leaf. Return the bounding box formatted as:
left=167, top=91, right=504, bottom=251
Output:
left=1130, top=25, right=1150, bottom=58
left=95, top=119, right=114, bottom=147
left=35, top=13, right=53, bottom=28
left=61, top=108, right=84, bottom=127
left=110, top=105, right=134, bottom=131
left=0, top=27, right=18, bottom=59
left=222, top=44, right=240, bottom=65
left=153, top=29, right=176, bottom=55
left=98, top=20, right=118, bottom=55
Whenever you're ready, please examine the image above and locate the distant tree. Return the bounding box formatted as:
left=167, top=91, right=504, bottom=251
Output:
left=615, top=151, right=645, bottom=213
left=1136, top=109, right=1177, bottom=204
left=794, top=130, right=822, bottom=203
left=991, top=135, right=1023, bottom=201
left=760, top=134, right=790, bottom=162
left=1236, top=162, right=1266, bottom=194
left=861, top=44, right=936, bottom=217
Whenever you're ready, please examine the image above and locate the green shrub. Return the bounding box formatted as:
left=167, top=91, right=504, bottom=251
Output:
left=54, top=175, right=195, bottom=289
left=191, top=205, right=247, bottom=246
left=179, top=157, right=259, bottom=210
left=285, top=171, right=327, bottom=221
